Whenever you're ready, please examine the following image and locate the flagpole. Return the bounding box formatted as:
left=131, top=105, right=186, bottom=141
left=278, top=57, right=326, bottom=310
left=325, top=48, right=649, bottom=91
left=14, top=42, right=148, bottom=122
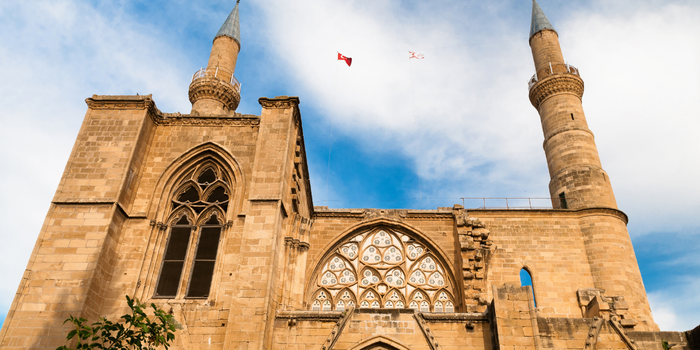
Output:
left=408, top=55, right=422, bottom=201
left=325, top=55, right=339, bottom=204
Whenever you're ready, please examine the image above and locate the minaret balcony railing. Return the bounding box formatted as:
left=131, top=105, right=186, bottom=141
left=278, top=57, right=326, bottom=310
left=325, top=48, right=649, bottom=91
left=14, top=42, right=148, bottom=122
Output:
left=528, top=63, right=580, bottom=90
left=192, top=67, right=241, bottom=93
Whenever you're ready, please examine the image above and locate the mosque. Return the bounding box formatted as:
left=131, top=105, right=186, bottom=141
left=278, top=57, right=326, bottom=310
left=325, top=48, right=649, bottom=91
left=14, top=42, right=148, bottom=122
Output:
left=1, top=1, right=698, bottom=349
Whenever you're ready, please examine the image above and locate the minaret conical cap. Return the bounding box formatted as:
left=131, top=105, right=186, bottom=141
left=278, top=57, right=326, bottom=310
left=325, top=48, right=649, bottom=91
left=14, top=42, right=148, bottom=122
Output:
left=215, top=1, right=241, bottom=45
left=530, top=0, right=555, bottom=38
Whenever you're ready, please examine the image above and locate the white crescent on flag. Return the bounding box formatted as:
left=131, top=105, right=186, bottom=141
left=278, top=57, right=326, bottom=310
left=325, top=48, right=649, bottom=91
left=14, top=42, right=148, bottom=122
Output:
left=409, top=51, right=425, bottom=59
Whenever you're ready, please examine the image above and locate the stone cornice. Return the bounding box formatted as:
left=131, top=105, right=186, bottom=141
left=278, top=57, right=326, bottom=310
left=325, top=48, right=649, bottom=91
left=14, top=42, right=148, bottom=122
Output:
left=406, top=210, right=454, bottom=219
left=85, top=94, right=260, bottom=126
left=467, top=207, right=628, bottom=224
left=529, top=74, right=584, bottom=109
left=276, top=310, right=342, bottom=321
left=312, top=208, right=453, bottom=220
left=86, top=95, right=158, bottom=113
left=421, top=312, right=488, bottom=322
left=313, top=209, right=366, bottom=219
left=258, top=96, right=300, bottom=109
left=152, top=112, right=260, bottom=126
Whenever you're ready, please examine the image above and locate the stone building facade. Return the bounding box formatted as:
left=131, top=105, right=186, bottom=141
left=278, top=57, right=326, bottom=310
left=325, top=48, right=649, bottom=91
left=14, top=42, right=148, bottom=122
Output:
left=1, top=1, right=698, bottom=350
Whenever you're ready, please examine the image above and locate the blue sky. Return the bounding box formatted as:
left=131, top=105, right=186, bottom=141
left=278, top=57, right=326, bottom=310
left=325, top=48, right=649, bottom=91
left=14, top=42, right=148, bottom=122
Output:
left=0, top=0, right=698, bottom=331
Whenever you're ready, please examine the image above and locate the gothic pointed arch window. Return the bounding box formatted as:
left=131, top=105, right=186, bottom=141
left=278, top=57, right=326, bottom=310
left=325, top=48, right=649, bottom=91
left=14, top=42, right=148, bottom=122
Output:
left=155, top=162, right=231, bottom=299
left=309, top=228, right=456, bottom=313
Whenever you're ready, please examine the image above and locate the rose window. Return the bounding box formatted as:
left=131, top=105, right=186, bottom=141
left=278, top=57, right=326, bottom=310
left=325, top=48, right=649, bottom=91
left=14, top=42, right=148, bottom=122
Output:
left=310, top=228, right=456, bottom=313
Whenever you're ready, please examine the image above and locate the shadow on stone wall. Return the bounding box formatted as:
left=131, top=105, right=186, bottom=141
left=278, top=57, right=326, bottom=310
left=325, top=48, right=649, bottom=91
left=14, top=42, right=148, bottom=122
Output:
left=687, top=325, right=700, bottom=350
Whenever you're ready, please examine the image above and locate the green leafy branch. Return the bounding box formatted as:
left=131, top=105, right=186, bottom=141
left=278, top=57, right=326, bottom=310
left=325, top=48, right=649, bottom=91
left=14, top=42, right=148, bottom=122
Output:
left=57, top=296, right=180, bottom=350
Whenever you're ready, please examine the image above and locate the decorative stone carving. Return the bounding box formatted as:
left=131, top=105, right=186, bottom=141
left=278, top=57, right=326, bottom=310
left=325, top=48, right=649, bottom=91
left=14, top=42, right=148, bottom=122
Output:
left=154, top=114, right=260, bottom=126
left=258, top=96, right=300, bottom=109
left=363, top=209, right=408, bottom=222
left=610, top=316, right=638, bottom=350
left=529, top=74, right=584, bottom=109
left=188, top=77, right=241, bottom=111
left=319, top=306, right=355, bottom=350
left=583, top=317, right=604, bottom=350
left=414, top=312, right=441, bottom=350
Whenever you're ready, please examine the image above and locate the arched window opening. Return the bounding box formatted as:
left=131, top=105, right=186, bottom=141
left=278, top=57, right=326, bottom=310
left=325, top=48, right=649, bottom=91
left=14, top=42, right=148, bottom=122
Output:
left=186, top=212, right=223, bottom=298
left=155, top=162, right=231, bottom=299
left=310, top=228, right=456, bottom=313
left=156, top=214, right=193, bottom=297
left=520, top=268, right=537, bottom=307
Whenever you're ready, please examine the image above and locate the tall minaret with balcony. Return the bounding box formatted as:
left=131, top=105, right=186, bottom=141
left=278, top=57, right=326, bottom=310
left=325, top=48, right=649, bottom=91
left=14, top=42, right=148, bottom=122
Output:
left=528, top=0, right=657, bottom=330
left=189, top=1, right=242, bottom=115
left=528, top=0, right=616, bottom=210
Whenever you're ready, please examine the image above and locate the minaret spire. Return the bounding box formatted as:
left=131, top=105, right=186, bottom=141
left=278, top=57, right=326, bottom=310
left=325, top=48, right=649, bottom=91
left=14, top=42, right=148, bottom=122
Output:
left=188, top=2, right=243, bottom=115
left=530, top=0, right=555, bottom=38
left=215, top=0, right=241, bottom=45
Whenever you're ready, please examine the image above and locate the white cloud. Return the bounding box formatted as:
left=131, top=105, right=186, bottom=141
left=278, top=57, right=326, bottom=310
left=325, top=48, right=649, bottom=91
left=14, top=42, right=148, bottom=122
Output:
left=0, top=0, right=191, bottom=309
left=255, top=0, right=700, bottom=230
left=649, top=277, right=700, bottom=331
left=562, top=1, right=700, bottom=235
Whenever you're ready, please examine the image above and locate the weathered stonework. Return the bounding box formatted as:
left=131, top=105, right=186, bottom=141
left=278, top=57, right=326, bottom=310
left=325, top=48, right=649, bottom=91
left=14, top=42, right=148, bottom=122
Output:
left=0, top=3, right=696, bottom=350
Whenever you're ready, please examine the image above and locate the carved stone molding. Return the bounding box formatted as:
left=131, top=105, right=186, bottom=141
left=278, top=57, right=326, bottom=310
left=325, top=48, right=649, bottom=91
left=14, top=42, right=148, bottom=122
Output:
left=313, top=209, right=366, bottom=219
left=86, top=94, right=260, bottom=127
left=319, top=306, right=354, bottom=350
left=420, top=312, right=488, bottom=322
left=86, top=95, right=158, bottom=114
left=414, top=312, right=441, bottom=350
left=312, top=208, right=453, bottom=220
left=188, top=77, right=241, bottom=111
left=258, top=96, right=300, bottom=109
left=406, top=211, right=453, bottom=220
left=284, top=237, right=310, bottom=252
left=529, top=74, right=585, bottom=109
left=276, top=310, right=343, bottom=322
left=363, top=209, right=407, bottom=222
left=584, top=317, right=604, bottom=350
left=153, top=114, right=260, bottom=126
left=610, top=316, right=639, bottom=350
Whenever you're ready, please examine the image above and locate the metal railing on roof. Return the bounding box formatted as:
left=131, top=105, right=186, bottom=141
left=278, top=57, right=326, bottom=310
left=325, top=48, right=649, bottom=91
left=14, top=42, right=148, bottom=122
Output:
left=528, top=63, right=580, bottom=90
left=192, top=67, right=241, bottom=93
left=459, top=197, right=576, bottom=210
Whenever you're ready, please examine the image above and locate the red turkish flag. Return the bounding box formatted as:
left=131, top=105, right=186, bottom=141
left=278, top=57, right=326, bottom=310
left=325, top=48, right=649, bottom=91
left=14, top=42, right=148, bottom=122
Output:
left=337, top=52, right=352, bottom=67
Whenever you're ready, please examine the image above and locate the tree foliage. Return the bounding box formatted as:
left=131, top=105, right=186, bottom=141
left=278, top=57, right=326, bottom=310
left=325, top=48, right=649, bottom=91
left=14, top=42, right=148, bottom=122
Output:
left=57, top=296, right=179, bottom=350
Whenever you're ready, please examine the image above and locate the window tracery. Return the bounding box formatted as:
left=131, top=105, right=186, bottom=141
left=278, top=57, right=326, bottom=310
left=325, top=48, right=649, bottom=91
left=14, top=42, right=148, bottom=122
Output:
left=310, top=228, right=456, bottom=312
left=155, top=162, right=231, bottom=299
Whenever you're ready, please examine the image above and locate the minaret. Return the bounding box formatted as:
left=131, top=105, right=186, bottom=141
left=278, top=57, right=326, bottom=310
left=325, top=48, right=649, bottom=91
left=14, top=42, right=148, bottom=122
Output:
left=528, top=0, right=657, bottom=331
left=189, top=1, right=242, bottom=115
left=528, top=0, right=616, bottom=210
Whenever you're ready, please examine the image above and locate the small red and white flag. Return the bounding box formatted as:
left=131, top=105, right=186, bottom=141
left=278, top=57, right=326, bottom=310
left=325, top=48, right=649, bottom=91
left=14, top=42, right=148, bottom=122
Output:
left=409, top=51, right=424, bottom=59
left=338, top=52, right=352, bottom=66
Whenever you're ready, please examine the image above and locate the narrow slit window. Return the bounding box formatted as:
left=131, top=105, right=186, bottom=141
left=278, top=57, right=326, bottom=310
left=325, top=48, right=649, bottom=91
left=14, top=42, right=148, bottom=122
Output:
left=571, top=113, right=575, bottom=120
left=559, top=192, right=568, bottom=209
left=520, top=268, right=537, bottom=307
